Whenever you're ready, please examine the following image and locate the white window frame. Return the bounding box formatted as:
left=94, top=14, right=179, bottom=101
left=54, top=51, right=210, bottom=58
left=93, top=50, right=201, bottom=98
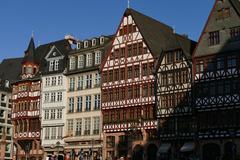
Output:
left=95, top=51, right=101, bottom=65
left=86, top=53, right=93, bottom=67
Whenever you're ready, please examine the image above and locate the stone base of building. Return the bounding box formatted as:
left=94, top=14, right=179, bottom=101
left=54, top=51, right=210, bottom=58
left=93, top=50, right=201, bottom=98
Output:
left=103, top=129, right=158, bottom=160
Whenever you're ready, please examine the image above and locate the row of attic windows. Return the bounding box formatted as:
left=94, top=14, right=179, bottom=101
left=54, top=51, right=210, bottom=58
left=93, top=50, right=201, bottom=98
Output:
left=76, top=37, right=105, bottom=50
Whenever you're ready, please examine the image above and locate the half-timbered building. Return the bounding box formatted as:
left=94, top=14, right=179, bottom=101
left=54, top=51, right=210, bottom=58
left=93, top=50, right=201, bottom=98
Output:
left=11, top=37, right=43, bottom=160
left=100, top=8, right=194, bottom=160
left=156, top=36, right=196, bottom=159
left=11, top=37, right=72, bottom=160
left=193, top=0, right=240, bottom=159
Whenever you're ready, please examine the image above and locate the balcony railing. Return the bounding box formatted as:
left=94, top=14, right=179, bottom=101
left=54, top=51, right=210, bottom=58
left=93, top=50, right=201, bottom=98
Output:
left=14, top=131, right=41, bottom=139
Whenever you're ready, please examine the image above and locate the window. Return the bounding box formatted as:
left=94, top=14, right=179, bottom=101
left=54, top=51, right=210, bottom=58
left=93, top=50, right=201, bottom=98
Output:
left=128, top=87, right=133, bottom=99
left=77, top=96, right=82, bottom=112
left=95, top=73, right=100, bottom=87
left=44, top=110, right=49, bottom=120
left=45, top=78, right=50, bottom=87
left=78, top=55, right=84, bottom=68
left=217, top=57, right=224, bottom=70
left=134, top=85, right=140, bottom=98
left=84, top=117, right=91, bottom=135
left=128, top=45, right=132, bottom=57
left=94, top=95, right=101, bottom=110
left=76, top=76, right=83, bottom=90
left=176, top=50, right=183, bottom=61
left=69, top=77, right=75, bottom=91
left=143, top=84, right=148, bottom=97
left=218, top=8, right=230, bottom=20
left=51, top=92, right=56, bottom=102
left=133, top=43, right=137, bottom=56
left=51, top=127, right=56, bottom=139
left=44, top=93, right=50, bottom=102
left=114, top=69, right=119, bottom=81
left=106, top=136, right=115, bottom=148
left=86, top=96, right=91, bottom=111
left=134, top=65, right=139, bottom=77
left=57, top=109, right=62, bottom=119
left=230, top=27, right=240, bottom=38
left=58, top=76, right=63, bottom=85
left=109, top=70, right=113, bottom=81
left=127, top=66, right=132, bottom=79
left=100, top=37, right=104, bottom=44
left=142, top=64, right=148, bottom=76
left=86, top=74, right=92, bottom=89
left=92, top=39, right=96, bottom=46
left=77, top=42, right=81, bottom=49
left=45, top=127, right=50, bottom=139
left=69, top=97, right=74, bottom=113
left=86, top=53, right=93, bottom=67
left=166, top=52, right=174, bottom=64
left=227, top=55, right=237, bottom=68
left=120, top=48, right=125, bottom=58
left=84, top=41, right=88, bottom=48
left=209, top=31, right=220, bottom=46
left=76, top=119, right=82, bottom=136
left=57, top=127, right=63, bottom=139
left=93, top=117, right=100, bottom=135
left=67, top=119, right=73, bottom=131
left=50, top=109, right=56, bottom=119
left=52, top=77, right=57, bottom=86
left=54, top=60, right=59, bottom=71
left=49, top=61, right=54, bottom=71
left=120, top=68, right=125, bottom=80
left=57, top=92, right=62, bottom=101
left=69, top=57, right=76, bottom=70
left=168, top=73, right=173, bottom=85
left=95, top=51, right=101, bottom=65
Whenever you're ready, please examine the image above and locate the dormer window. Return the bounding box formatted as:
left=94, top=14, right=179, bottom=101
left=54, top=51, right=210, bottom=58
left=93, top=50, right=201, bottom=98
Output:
left=55, top=60, right=59, bottom=70
left=49, top=61, right=54, bottom=71
left=100, top=37, right=104, bottom=44
left=92, top=39, right=96, bottom=46
left=49, top=60, right=59, bottom=71
left=77, top=42, right=81, bottom=49
left=84, top=41, right=88, bottom=48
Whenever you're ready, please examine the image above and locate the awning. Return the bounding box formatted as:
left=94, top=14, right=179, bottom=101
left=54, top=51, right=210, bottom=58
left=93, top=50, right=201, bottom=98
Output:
left=157, top=143, right=171, bottom=153
left=180, top=142, right=195, bottom=152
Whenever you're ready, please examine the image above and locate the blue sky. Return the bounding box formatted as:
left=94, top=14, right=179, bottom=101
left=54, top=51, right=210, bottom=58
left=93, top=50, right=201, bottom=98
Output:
left=0, top=0, right=214, bottom=61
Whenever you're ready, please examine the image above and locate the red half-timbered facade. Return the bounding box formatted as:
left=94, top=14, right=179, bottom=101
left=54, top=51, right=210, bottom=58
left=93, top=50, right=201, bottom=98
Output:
left=193, top=0, right=240, bottom=159
left=12, top=38, right=43, bottom=160
left=101, top=8, right=187, bottom=160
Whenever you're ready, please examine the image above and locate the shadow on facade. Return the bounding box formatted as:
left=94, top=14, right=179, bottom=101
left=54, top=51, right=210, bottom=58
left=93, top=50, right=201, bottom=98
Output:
left=156, top=37, right=240, bottom=160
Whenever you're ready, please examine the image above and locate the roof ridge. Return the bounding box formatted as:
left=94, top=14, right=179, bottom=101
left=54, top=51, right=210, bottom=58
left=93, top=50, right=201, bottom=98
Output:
left=125, top=8, right=173, bottom=32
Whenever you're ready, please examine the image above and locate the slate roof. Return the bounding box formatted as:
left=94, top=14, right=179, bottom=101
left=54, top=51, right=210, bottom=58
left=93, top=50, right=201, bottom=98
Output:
left=230, top=0, right=240, bottom=16
left=0, top=57, right=23, bottom=82
left=36, top=39, right=71, bottom=75
left=124, top=8, right=196, bottom=58
left=23, top=37, right=35, bottom=64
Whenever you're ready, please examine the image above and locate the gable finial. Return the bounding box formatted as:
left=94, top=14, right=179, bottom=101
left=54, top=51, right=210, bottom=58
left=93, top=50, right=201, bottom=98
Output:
left=31, top=30, right=34, bottom=38
left=127, top=0, right=130, bottom=8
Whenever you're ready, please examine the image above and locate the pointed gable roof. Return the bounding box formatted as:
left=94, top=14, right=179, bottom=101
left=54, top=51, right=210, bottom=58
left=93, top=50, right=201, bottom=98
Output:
left=23, top=37, right=36, bottom=64
left=193, top=0, right=240, bottom=58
